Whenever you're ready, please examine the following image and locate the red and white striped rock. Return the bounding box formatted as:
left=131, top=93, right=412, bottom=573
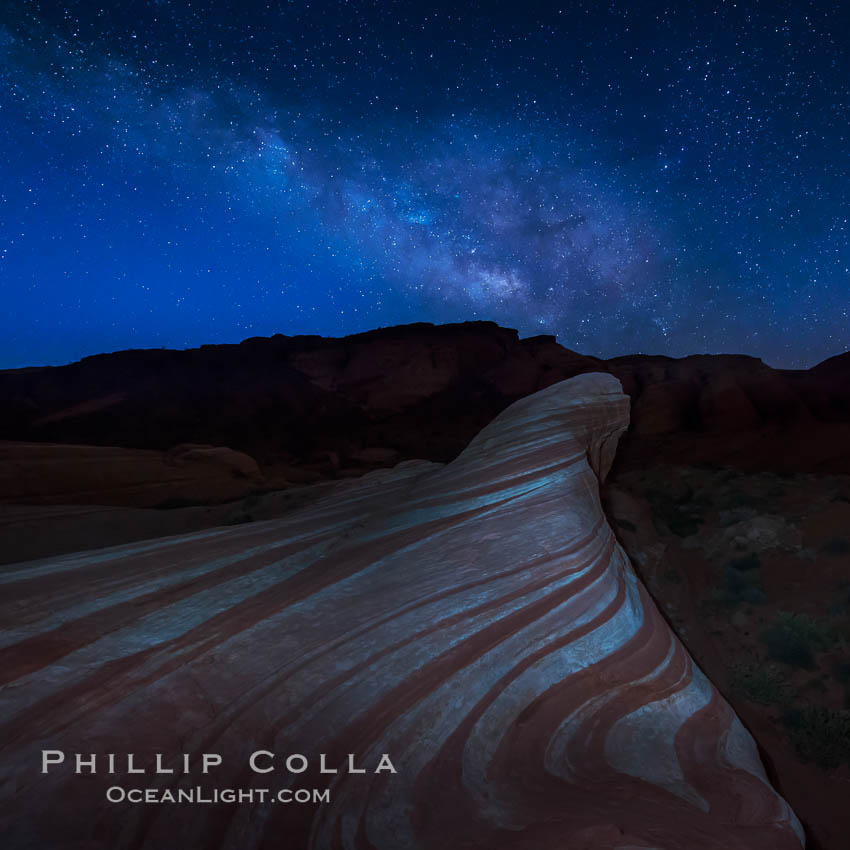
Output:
left=0, top=373, right=803, bottom=850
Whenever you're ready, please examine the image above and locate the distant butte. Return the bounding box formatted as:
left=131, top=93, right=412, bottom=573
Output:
left=0, top=321, right=849, bottom=505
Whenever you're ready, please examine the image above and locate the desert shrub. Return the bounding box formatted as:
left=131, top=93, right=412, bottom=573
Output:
left=723, top=566, right=765, bottom=604
left=782, top=704, right=850, bottom=770
left=827, top=582, right=850, bottom=617
left=728, top=552, right=762, bottom=572
left=805, top=677, right=828, bottom=694
left=716, top=488, right=769, bottom=511
left=823, top=537, right=850, bottom=557
left=763, top=612, right=834, bottom=670
left=833, top=660, right=850, bottom=684
left=730, top=662, right=788, bottom=706
left=227, top=513, right=254, bottom=525
left=242, top=490, right=263, bottom=510
left=646, top=488, right=708, bottom=538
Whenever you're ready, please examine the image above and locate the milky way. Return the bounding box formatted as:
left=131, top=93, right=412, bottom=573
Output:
left=1, top=2, right=848, bottom=368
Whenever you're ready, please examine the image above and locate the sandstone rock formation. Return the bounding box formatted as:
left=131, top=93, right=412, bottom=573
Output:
left=1, top=322, right=849, bottom=484
left=0, top=374, right=803, bottom=849
left=0, top=441, right=263, bottom=507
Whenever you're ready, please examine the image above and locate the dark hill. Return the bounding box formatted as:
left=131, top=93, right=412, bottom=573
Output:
left=1, top=321, right=849, bottom=490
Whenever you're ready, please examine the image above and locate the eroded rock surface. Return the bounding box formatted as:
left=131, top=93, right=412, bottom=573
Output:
left=0, top=441, right=262, bottom=507
left=0, top=375, right=802, bottom=849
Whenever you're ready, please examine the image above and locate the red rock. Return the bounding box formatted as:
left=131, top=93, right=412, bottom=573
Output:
left=697, top=375, right=761, bottom=433
left=629, top=381, right=693, bottom=435
left=348, top=447, right=401, bottom=465
left=0, top=374, right=802, bottom=849
left=164, top=444, right=262, bottom=479
left=2, top=322, right=850, bottom=480
left=0, top=440, right=262, bottom=507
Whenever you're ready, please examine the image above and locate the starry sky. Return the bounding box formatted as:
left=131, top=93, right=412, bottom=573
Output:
left=1, top=1, right=848, bottom=369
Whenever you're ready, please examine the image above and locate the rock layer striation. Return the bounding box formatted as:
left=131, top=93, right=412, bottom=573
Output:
left=0, top=374, right=803, bottom=849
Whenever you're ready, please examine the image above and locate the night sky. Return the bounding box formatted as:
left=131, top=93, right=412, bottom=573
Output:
left=1, top=1, right=848, bottom=369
